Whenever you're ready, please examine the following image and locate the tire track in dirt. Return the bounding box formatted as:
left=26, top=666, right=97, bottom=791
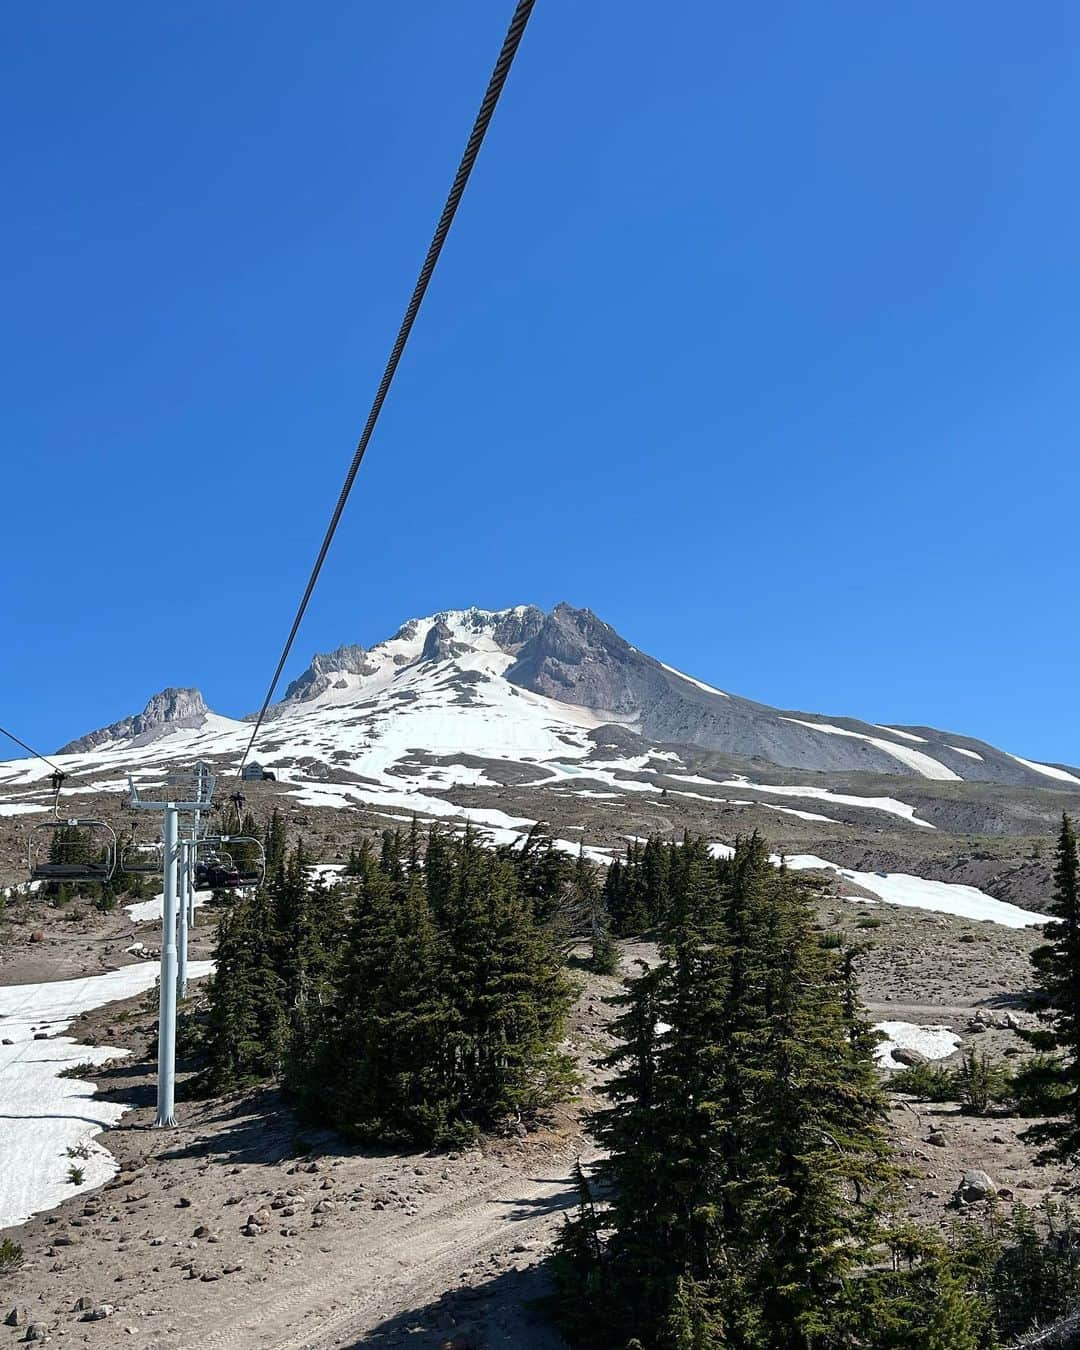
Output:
left=186, top=1143, right=590, bottom=1350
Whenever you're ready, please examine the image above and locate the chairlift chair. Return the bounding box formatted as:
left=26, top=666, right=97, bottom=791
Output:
left=195, top=835, right=265, bottom=891
left=120, top=839, right=165, bottom=875
left=28, top=772, right=117, bottom=884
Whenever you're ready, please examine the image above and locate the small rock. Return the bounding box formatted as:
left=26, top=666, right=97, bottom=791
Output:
left=73, top=1298, right=94, bottom=1312
left=177, top=1197, right=192, bottom=1209
left=23, top=1325, right=49, bottom=1343
left=4, top=1308, right=28, bottom=1328
left=926, top=1130, right=947, bottom=1148
left=998, top=1187, right=1015, bottom=1201
left=200, top=1272, right=221, bottom=1282
left=193, top=1226, right=210, bottom=1239
left=80, top=1306, right=114, bottom=1322
left=29, top=931, right=45, bottom=944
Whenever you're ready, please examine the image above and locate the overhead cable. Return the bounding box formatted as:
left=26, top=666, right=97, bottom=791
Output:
left=237, top=0, right=537, bottom=775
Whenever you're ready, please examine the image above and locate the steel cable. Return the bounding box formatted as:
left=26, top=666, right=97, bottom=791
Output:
left=237, top=0, right=536, bottom=776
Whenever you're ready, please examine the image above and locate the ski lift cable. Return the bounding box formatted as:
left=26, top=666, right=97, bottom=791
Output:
left=236, top=0, right=536, bottom=778
left=0, top=722, right=65, bottom=776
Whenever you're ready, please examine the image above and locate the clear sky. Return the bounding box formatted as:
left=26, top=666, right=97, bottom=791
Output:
left=2, top=2, right=1079, bottom=765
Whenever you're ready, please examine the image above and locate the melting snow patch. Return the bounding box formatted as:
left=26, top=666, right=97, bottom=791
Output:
left=949, top=746, right=984, bottom=762
left=0, top=802, right=46, bottom=817
left=658, top=662, right=728, bottom=698
left=126, top=887, right=215, bottom=923
left=764, top=804, right=835, bottom=823
left=1007, top=753, right=1080, bottom=786
left=873, top=1021, right=960, bottom=1069
left=782, top=856, right=1049, bottom=928
left=780, top=719, right=961, bottom=781
left=872, top=725, right=928, bottom=744
left=717, top=777, right=935, bottom=829
left=0, top=961, right=213, bottom=1227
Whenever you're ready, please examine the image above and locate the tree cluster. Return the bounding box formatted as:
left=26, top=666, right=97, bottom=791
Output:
left=555, top=830, right=1080, bottom=1349
left=197, top=818, right=576, bottom=1146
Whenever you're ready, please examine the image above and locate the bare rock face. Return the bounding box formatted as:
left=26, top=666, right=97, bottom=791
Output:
left=282, top=645, right=375, bottom=703
left=420, top=621, right=467, bottom=664
left=57, top=688, right=209, bottom=754
left=503, top=604, right=1076, bottom=786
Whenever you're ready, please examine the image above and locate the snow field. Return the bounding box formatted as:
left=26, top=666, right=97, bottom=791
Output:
left=0, top=961, right=213, bottom=1228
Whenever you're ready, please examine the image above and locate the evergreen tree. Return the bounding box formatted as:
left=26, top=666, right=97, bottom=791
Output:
left=199, top=887, right=288, bottom=1091
left=263, top=808, right=287, bottom=879
left=287, top=823, right=574, bottom=1146
left=559, top=833, right=900, bottom=1350
left=1022, top=814, right=1080, bottom=1162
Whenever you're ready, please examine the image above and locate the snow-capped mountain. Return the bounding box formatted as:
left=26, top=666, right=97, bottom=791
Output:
left=2, top=604, right=1079, bottom=894
left=22, top=603, right=1080, bottom=795
left=58, top=688, right=211, bottom=755
left=3, top=602, right=1080, bottom=925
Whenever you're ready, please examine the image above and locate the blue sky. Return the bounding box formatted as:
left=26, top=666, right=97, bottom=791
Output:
left=2, top=2, right=1079, bottom=764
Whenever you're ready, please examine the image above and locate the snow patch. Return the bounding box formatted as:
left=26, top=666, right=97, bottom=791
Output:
left=781, top=719, right=961, bottom=781
left=658, top=662, right=728, bottom=698
left=0, top=961, right=213, bottom=1227
left=873, top=725, right=929, bottom=744
left=1007, top=753, right=1080, bottom=786
left=782, top=856, right=1048, bottom=929
left=716, top=776, right=935, bottom=829
left=873, top=1021, right=961, bottom=1069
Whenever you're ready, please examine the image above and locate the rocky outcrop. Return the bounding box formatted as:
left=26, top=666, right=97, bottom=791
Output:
left=503, top=604, right=1080, bottom=787
left=282, top=645, right=375, bottom=703
left=58, top=688, right=209, bottom=754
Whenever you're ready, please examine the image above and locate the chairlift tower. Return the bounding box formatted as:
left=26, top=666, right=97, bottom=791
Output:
left=127, top=761, right=215, bottom=1126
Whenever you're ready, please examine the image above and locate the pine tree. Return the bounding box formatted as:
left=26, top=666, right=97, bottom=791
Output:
left=263, top=808, right=287, bottom=879
left=561, top=833, right=901, bottom=1350
left=290, top=823, right=575, bottom=1146
left=1022, top=814, right=1080, bottom=1162
left=199, top=887, right=288, bottom=1092
left=323, top=871, right=459, bottom=1143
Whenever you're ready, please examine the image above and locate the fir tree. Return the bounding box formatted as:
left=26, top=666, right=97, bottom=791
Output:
left=559, top=833, right=900, bottom=1350
left=1022, top=814, right=1080, bottom=1162
left=199, top=887, right=288, bottom=1092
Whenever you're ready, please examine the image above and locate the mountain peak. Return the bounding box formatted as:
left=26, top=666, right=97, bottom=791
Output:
left=57, top=687, right=210, bottom=755
left=283, top=644, right=374, bottom=703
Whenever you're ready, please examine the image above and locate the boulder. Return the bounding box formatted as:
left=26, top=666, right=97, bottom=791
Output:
left=892, top=1047, right=927, bottom=1067
left=4, top=1308, right=28, bottom=1327
left=958, top=1169, right=996, bottom=1203
left=79, top=1306, right=113, bottom=1322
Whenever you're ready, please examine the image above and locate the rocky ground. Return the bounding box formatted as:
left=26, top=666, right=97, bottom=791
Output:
left=0, top=866, right=1073, bottom=1348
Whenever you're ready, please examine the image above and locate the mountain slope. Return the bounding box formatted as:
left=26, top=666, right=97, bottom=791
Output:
left=10, top=604, right=1080, bottom=804
left=2, top=605, right=1079, bottom=917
